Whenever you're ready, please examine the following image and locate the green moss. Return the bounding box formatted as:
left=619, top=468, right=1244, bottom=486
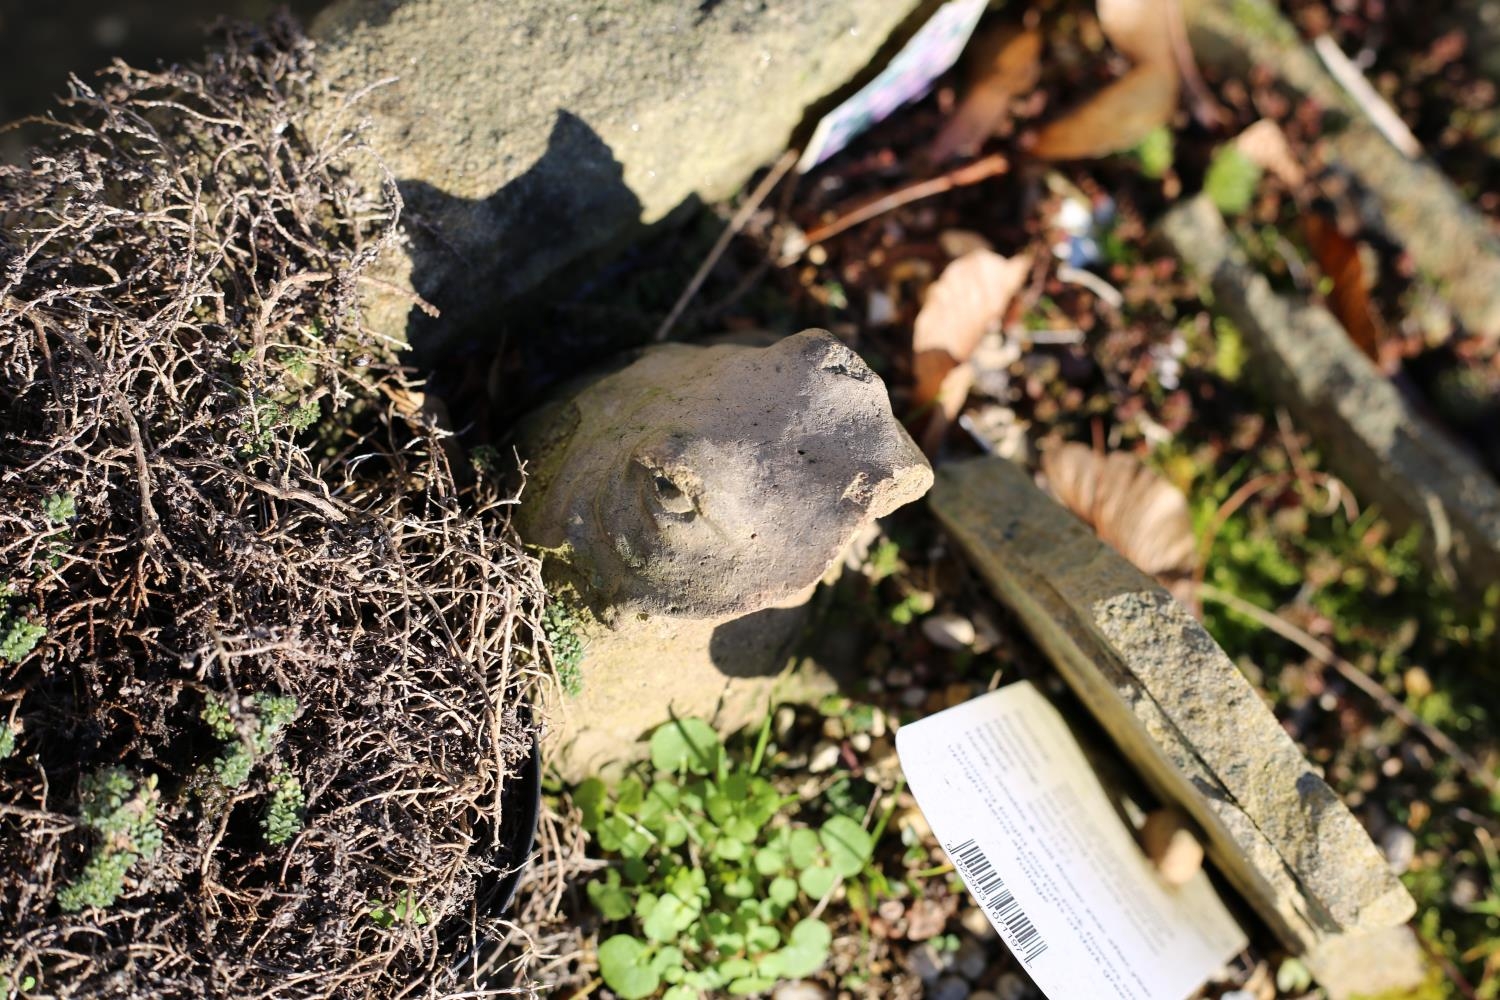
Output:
left=543, top=598, right=587, bottom=697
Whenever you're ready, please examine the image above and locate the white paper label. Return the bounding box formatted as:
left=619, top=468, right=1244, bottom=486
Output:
left=896, top=682, right=1247, bottom=1000
left=796, top=0, right=987, bottom=172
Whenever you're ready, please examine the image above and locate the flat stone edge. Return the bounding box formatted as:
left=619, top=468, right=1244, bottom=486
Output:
left=1158, top=194, right=1500, bottom=595
left=929, top=456, right=1415, bottom=949
left=1183, top=0, right=1500, bottom=341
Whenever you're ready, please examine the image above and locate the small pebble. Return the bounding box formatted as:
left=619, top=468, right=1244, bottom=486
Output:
left=900, top=686, right=928, bottom=708
left=850, top=732, right=872, bottom=753
left=1452, top=873, right=1482, bottom=908
left=869, top=708, right=888, bottom=738
left=1220, top=992, right=1257, bottom=1000
left=932, top=975, right=970, bottom=1000
left=808, top=741, right=841, bottom=774
left=993, top=972, right=1032, bottom=1000
left=1141, top=809, right=1204, bottom=886
left=773, top=982, right=828, bottom=1000
left=822, top=717, right=845, bottom=740
left=773, top=705, right=797, bottom=742
left=960, top=906, right=996, bottom=940
left=954, top=937, right=988, bottom=980
left=1381, top=825, right=1417, bottom=875
left=922, top=612, right=977, bottom=650
left=908, top=942, right=952, bottom=984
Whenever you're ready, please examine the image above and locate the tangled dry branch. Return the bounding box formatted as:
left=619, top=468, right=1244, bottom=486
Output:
left=0, top=18, right=550, bottom=999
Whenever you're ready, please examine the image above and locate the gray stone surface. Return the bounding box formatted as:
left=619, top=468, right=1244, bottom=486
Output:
left=516, top=330, right=932, bottom=778
left=310, top=0, right=923, bottom=353
left=1306, top=926, right=1432, bottom=1000
left=929, top=456, right=1414, bottom=955
left=1183, top=0, right=1500, bottom=341
left=1160, top=194, right=1500, bottom=594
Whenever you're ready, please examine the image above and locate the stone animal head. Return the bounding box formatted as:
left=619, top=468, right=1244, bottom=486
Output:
left=519, top=329, right=933, bottom=621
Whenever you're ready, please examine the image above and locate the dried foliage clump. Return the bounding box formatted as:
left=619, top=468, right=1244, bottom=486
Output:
left=0, top=19, right=550, bottom=999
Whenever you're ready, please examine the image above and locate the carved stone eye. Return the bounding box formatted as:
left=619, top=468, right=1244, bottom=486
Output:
left=650, top=472, right=695, bottom=515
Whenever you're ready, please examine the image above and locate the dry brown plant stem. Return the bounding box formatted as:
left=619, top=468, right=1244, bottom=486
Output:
left=1195, top=584, right=1496, bottom=795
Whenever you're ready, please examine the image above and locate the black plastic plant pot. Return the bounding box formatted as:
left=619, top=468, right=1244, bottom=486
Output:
left=492, top=731, right=543, bottom=915
left=443, top=727, right=543, bottom=985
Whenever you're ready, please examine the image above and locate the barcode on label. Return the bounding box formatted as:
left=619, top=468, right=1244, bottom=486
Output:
left=947, top=838, right=1049, bottom=963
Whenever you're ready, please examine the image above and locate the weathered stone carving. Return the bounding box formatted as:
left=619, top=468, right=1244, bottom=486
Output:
left=516, top=330, right=932, bottom=778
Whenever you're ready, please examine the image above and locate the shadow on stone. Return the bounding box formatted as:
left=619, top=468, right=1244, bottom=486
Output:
left=708, top=606, right=811, bottom=678
left=395, top=109, right=643, bottom=364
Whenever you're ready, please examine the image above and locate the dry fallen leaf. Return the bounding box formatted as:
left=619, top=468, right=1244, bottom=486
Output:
left=911, top=249, right=1031, bottom=453
left=1096, top=0, right=1174, bottom=67
left=1033, top=61, right=1180, bottom=161
left=1033, top=0, right=1186, bottom=161
left=1303, top=210, right=1387, bottom=367
left=1234, top=119, right=1305, bottom=189
left=928, top=26, right=1043, bottom=165
left=1041, top=442, right=1197, bottom=579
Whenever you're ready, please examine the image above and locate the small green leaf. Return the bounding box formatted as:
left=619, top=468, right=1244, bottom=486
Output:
left=712, top=835, right=746, bottom=862
left=788, top=828, right=821, bottom=869
left=729, top=975, right=776, bottom=995
left=650, top=945, right=686, bottom=975
left=1205, top=144, right=1263, bottom=215
left=587, top=875, right=634, bottom=922
left=650, top=718, right=722, bottom=775
left=616, top=776, right=646, bottom=815
left=718, top=957, right=754, bottom=979
left=643, top=893, right=698, bottom=943
left=598, top=935, right=660, bottom=1000
left=798, top=864, right=836, bottom=899
left=768, top=876, right=798, bottom=908
left=819, top=815, right=873, bottom=877
left=662, top=986, right=697, bottom=1000
left=753, top=847, right=787, bottom=877
left=746, top=922, right=781, bottom=953
left=769, top=918, right=833, bottom=978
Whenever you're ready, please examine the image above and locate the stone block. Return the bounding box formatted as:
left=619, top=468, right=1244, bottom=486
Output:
left=1159, top=194, right=1500, bottom=595
left=928, top=456, right=1414, bottom=954
left=310, top=0, right=924, bottom=354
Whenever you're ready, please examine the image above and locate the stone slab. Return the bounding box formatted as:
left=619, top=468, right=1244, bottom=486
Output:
left=1159, top=194, right=1500, bottom=595
left=929, top=456, right=1414, bottom=953
left=1183, top=0, right=1500, bottom=341
left=311, top=0, right=924, bottom=354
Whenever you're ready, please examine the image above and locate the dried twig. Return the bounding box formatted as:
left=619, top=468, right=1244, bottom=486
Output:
left=653, top=149, right=799, bottom=342
left=788, top=152, right=1011, bottom=261
left=1312, top=34, right=1423, bottom=158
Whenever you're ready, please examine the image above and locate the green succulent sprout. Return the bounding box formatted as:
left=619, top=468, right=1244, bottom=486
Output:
left=57, top=768, right=162, bottom=912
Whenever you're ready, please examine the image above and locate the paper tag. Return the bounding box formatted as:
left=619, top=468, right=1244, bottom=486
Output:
left=797, top=0, right=987, bottom=172
left=896, top=682, right=1247, bottom=1000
